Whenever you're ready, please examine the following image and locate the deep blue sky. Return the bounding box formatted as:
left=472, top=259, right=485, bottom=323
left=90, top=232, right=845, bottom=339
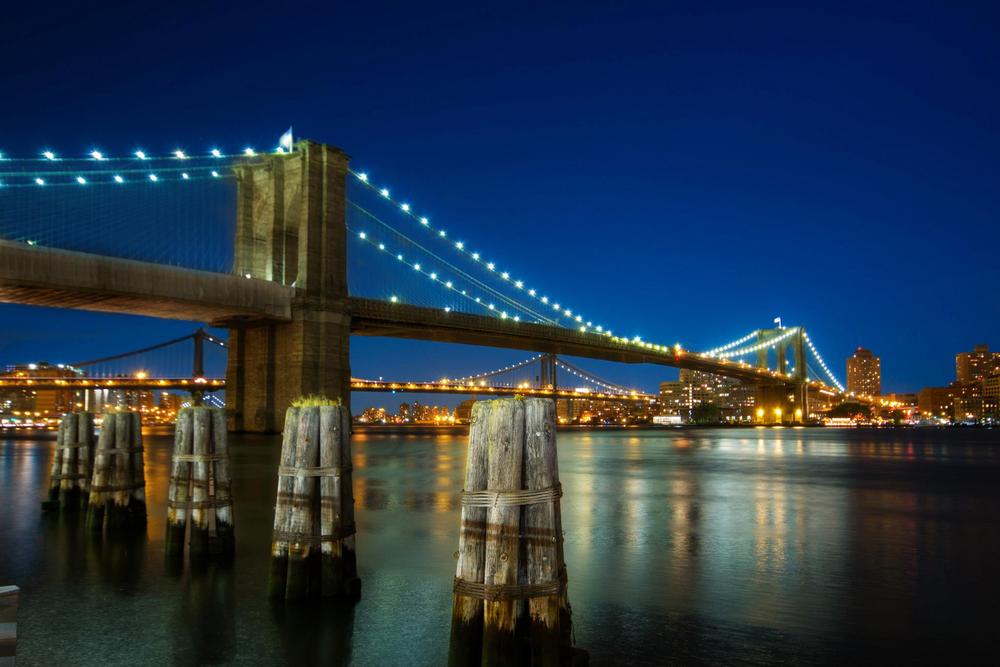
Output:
left=2, top=1, right=998, bottom=404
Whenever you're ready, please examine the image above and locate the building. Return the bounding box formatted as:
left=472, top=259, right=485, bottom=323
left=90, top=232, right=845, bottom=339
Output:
left=846, top=347, right=881, bottom=397
left=918, top=386, right=956, bottom=419
left=956, top=344, right=1000, bottom=383
left=1, top=362, right=81, bottom=417
left=658, top=369, right=755, bottom=423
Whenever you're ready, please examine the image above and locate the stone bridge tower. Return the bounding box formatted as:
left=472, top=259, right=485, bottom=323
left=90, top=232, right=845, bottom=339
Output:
left=224, top=141, right=352, bottom=432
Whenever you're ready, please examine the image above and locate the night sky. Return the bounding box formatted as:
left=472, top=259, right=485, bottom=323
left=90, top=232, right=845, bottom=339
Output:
left=2, top=1, right=998, bottom=406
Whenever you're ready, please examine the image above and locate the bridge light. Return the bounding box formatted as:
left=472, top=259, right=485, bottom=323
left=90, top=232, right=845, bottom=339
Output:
left=34, top=178, right=45, bottom=186
left=445, top=281, right=453, bottom=288
left=42, top=150, right=56, bottom=160
left=390, top=295, right=398, bottom=303
left=396, top=254, right=403, bottom=261
left=413, top=263, right=421, bottom=271
left=148, top=174, right=159, bottom=182
left=580, top=326, right=586, bottom=332
left=244, top=147, right=256, bottom=156
left=401, top=203, right=410, bottom=212
left=596, top=326, right=603, bottom=332
left=488, top=304, right=495, bottom=310
left=174, top=150, right=188, bottom=160
left=378, top=243, right=385, bottom=250
left=211, top=170, right=220, bottom=177
left=76, top=176, right=87, bottom=185
left=514, top=316, right=520, bottom=322
left=439, top=230, right=446, bottom=237
left=135, top=371, right=148, bottom=380
left=211, top=148, right=222, bottom=157
left=501, top=311, right=508, bottom=319
left=430, top=272, right=437, bottom=280
left=358, top=232, right=366, bottom=239
left=487, top=263, right=495, bottom=271
left=501, top=272, right=509, bottom=280
left=455, top=241, right=464, bottom=250
left=357, top=172, right=368, bottom=182
left=575, top=315, right=582, bottom=322
left=444, top=306, right=451, bottom=312
left=90, top=150, right=105, bottom=161
left=541, top=296, right=548, bottom=304
left=472, top=252, right=480, bottom=260
left=420, top=217, right=429, bottom=225
left=380, top=188, right=390, bottom=198
left=135, top=150, right=147, bottom=160
left=181, top=172, right=190, bottom=180
left=514, top=280, right=523, bottom=289
left=528, top=289, right=536, bottom=296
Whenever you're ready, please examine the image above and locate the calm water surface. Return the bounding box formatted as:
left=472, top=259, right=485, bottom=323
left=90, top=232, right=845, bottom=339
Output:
left=2, top=427, right=1000, bottom=665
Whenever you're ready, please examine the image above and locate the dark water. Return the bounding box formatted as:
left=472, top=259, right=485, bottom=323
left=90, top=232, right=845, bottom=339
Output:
left=3, top=427, right=1000, bottom=665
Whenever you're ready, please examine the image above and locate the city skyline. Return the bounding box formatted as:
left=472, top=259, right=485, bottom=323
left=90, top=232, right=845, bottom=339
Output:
left=3, top=3, right=1000, bottom=398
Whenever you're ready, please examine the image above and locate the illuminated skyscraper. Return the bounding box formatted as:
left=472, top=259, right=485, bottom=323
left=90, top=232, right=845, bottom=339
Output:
left=956, top=344, right=1000, bottom=383
left=847, top=347, right=881, bottom=397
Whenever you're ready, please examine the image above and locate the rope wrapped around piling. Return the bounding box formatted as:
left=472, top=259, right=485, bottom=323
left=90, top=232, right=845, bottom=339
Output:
left=172, top=453, right=227, bottom=462
left=277, top=465, right=353, bottom=477
left=460, top=483, right=561, bottom=508
left=271, top=522, right=357, bottom=545
left=453, top=575, right=564, bottom=601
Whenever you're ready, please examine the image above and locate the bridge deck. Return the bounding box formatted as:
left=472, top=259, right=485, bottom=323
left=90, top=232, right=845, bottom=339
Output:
left=0, top=241, right=292, bottom=323
left=348, top=298, right=792, bottom=385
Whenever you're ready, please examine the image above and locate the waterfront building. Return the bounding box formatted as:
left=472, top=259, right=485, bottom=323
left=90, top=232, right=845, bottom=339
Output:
left=956, top=344, right=1000, bottom=383
left=847, top=347, right=881, bottom=397
left=0, top=362, right=81, bottom=417
left=918, top=386, right=957, bottom=419
left=658, top=369, right=754, bottom=422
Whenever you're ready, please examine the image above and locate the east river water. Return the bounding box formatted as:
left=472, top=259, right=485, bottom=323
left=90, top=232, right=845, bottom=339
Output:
left=2, top=426, right=1000, bottom=665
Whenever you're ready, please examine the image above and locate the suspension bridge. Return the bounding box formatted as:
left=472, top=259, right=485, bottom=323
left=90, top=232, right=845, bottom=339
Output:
left=0, top=139, right=850, bottom=430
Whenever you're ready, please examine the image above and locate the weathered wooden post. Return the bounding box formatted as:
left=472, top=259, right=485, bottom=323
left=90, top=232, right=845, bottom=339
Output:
left=0, top=585, right=18, bottom=665
left=85, top=409, right=147, bottom=533
left=269, top=398, right=360, bottom=601
left=42, top=411, right=96, bottom=512
left=448, top=398, right=585, bottom=666
left=165, top=407, right=235, bottom=558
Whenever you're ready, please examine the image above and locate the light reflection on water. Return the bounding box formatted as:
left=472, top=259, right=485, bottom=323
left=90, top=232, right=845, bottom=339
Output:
left=2, top=427, right=1000, bottom=665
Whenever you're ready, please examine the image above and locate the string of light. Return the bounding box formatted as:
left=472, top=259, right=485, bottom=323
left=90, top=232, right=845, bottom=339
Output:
left=350, top=224, right=535, bottom=323
left=715, top=327, right=800, bottom=359
left=555, top=359, right=633, bottom=394
left=803, top=332, right=845, bottom=391
left=349, top=201, right=557, bottom=325
left=0, top=166, right=232, bottom=188
left=349, top=168, right=605, bottom=334
left=0, top=146, right=270, bottom=163
left=703, top=330, right=759, bottom=357
left=451, top=354, right=545, bottom=382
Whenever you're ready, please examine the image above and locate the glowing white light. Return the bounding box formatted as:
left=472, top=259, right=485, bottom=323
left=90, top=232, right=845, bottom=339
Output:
left=390, top=295, right=398, bottom=303
left=113, top=175, right=124, bottom=184
left=174, top=150, right=188, bottom=160
left=34, top=178, right=45, bottom=185
left=528, top=289, right=535, bottom=296
left=420, top=217, right=429, bottom=225
left=148, top=174, right=159, bottom=182
left=438, top=230, right=446, bottom=237
left=378, top=243, right=385, bottom=250
left=501, top=272, right=510, bottom=280
left=487, top=263, right=495, bottom=271
left=358, top=232, right=366, bottom=239
left=515, top=281, right=523, bottom=289
left=357, top=172, right=368, bottom=182
left=211, top=170, right=220, bottom=178
left=472, top=253, right=480, bottom=260
left=445, top=281, right=453, bottom=288
left=414, top=263, right=421, bottom=271
left=456, top=241, right=464, bottom=250
left=380, top=188, right=390, bottom=198
left=514, top=316, right=520, bottom=322
left=181, top=172, right=190, bottom=180
left=501, top=312, right=508, bottom=319
left=76, top=176, right=86, bottom=184
left=244, top=147, right=256, bottom=156
left=576, top=315, right=583, bottom=322
left=541, top=296, right=548, bottom=304
left=430, top=272, right=437, bottom=280
left=401, top=203, right=410, bottom=212
left=135, top=150, right=147, bottom=160
left=564, top=309, right=572, bottom=316
left=488, top=304, right=495, bottom=310
left=90, top=150, right=105, bottom=161
left=397, top=254, right=403, bottom=260
left=210, top=148, right=222, bottom=158
left=42, top=150, right=56, bottom=160
left=445, top=307, right=452, bottom=313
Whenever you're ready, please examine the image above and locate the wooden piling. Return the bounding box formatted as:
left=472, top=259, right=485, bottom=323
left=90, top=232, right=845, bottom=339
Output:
left=164, top=407, right=235, bottom=558
left=42, top=411, right=96, bottom=512
left=86, top=413, right=114, bottom=531
left=165, top=408, right=193, bottom=557
left=43, top=420, right=66, bottom=511
left=86, top=409, right=146, bottom=533
left=448, top=398, right=584, bottom=666
left=211, top=408, right=235, bottom=555
left=269, top=407, right=300, bottom=598
left=270, top=400, right=359, bottom=601
left=448, top=401, right=491, bottom=666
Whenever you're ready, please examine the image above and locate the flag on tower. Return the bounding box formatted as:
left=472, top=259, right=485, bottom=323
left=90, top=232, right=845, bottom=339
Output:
left=279, top=127, right=294, bottom=152
left=774, top=316, right=782, bottom=328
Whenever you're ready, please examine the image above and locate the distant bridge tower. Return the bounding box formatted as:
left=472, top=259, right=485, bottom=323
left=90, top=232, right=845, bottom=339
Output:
left=539, top=353, right=557, bottom=389
left=753, top=327, right=808, bottom=424
left=225, top=141, right=352, bottom=432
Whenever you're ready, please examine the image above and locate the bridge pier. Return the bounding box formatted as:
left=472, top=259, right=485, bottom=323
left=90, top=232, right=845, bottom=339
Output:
left=225, top=141, right=352, bottom=433
left=754, top=382, right=808, bottom=424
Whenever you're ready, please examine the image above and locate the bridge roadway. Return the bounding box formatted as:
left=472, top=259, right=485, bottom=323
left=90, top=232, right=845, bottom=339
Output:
left=0, top=242, right=809, bottom=389
left=0, top=377, right=225, bottom=391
